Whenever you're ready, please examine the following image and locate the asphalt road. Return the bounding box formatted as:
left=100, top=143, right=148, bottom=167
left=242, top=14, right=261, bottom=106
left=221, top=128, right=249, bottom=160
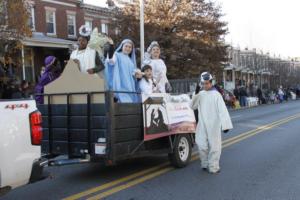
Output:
left=2, top=100, right=300, bottom=200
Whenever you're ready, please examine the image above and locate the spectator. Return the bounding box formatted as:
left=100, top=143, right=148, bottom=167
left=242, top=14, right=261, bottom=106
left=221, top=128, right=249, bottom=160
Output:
left=11, top=81, right=22, bottom=99
left=2, top=80, right=14, bottom=99
left=35, top=56, right=61, bottom=104
left=270, top=90, right=276, bottom=104
left=2, top=54, right=16, bottom=79
left=239, top=86, right=248, bottom=107
left=278, top=86, right=284, bottom=103
left=21, top=80, right=30, bottom=98
left=214, top=83, right=225, bottom=99
left=233, top=86, right=240, bottom=101
left=11, top=80, right=30, bottom=99
left=257, top=88, right=263, bottom=104
left=296, top=88, right=300, bottom=99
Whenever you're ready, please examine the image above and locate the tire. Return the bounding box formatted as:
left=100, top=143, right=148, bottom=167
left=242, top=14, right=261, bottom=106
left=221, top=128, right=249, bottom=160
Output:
left=168, top=134, right=192, bottom=168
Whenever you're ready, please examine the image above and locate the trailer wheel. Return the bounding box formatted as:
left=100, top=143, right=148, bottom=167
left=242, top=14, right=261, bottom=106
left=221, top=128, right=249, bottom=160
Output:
left=169, top=134, right=192, bottom=168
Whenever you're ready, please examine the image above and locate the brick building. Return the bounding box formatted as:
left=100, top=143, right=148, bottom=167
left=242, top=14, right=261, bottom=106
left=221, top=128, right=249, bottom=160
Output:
left=21, top=0, right=113, bottom=83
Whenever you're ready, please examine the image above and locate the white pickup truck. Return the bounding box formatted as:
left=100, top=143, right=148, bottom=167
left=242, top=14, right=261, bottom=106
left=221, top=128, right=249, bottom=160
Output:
left=0, top=99, right=47, bottom=196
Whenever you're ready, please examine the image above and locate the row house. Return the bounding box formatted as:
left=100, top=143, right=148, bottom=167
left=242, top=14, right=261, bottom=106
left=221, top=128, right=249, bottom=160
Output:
left=21, top=0, right=114, bottom=83
left=224, top=46, right=300, bottom=91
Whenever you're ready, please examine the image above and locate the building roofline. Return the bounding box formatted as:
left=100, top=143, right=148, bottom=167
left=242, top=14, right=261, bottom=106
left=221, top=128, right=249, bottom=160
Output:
left=80, top=3, right=113, bottom=17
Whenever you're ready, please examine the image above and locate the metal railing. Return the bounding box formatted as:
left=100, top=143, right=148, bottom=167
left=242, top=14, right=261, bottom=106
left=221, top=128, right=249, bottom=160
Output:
left=169, top=78, right=198, bottom=94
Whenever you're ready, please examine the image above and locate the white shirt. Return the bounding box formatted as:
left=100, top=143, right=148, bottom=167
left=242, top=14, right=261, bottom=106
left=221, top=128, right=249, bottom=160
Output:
left=149, top=59, right=168, bottom=93
left=70, top=47, right=96, bottom=73
left=139, top=78, right=154, bottom=96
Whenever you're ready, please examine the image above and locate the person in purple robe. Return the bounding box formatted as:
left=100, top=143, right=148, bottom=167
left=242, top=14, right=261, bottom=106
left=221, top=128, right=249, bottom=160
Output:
left=35, top=56, right=61, bottom=104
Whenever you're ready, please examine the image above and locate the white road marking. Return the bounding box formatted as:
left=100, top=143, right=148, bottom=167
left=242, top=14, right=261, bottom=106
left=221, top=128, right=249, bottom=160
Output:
left=231, top=115, right=242, bottom=119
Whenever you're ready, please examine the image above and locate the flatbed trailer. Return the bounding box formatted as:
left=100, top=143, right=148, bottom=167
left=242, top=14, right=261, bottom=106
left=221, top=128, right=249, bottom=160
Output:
left=38, top=91, right=195, bottom=167
left=38, top=61, right=195, bottom=168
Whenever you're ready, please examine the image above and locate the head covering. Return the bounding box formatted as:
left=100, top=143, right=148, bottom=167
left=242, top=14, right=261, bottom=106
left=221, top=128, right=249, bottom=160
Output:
left=115, top=39, right=137, bottom=68
left=145, top=41, right=160, bottom=60
left=79, top=25, right=92, bottom=41
left=147, top=41, right=160, bottom=53
left=200, top=72, right=213, bottom=83
left=44, top=56, right=56, bottom=68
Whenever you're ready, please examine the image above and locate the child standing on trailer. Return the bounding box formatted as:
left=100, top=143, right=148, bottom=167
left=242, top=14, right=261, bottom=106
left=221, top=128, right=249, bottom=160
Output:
left=139, top=65, right=157, bottom=96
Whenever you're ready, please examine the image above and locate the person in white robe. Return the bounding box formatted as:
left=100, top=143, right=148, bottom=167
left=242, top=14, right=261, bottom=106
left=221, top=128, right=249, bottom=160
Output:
left=145, top=41, right=170, bottom=93
left=70, top=25, right=105, bottom=74
left=139, top=65, right=157, bottom=96
left=190, top=72, right=233, bottom=174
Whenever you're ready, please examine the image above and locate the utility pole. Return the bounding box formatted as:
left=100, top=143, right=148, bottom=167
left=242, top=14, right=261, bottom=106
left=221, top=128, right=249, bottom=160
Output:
left=139, top=0, right=144, bottom=67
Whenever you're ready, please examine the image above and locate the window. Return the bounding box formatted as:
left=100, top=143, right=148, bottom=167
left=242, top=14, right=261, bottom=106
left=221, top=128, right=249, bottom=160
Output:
left=67, top=14, right=76, bottom=37
left=115, top=27, right=120, bottom=36
left=46, top=8, right=56, bottom=35
left=85, top=20, right=92, bottom=30
left=24, top=47, right=35, bottom=83
left=101, top=23, right=108, bottom=34
left=28, top=6, right=35, bottom=30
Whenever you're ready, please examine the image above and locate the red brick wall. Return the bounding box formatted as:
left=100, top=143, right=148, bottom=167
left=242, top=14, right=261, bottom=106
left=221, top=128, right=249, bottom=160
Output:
left=31, top=0, right=113, bottom=40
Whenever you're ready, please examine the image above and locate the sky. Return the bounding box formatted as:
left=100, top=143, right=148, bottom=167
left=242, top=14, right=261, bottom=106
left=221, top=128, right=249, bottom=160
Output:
left=84, top=0, right=300, bottom=58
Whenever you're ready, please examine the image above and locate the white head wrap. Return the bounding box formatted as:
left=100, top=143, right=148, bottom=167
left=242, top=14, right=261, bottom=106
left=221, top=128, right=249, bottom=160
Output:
left=79, top=25, right=92, bottom=37
left=200, top=72, right=213, bottom=83
left=144, top=41, right=160, bottom=60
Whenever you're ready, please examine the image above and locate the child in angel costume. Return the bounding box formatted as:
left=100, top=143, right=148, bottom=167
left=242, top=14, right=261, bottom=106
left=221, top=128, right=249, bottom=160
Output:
left=144, top=41, right=171, bottom=93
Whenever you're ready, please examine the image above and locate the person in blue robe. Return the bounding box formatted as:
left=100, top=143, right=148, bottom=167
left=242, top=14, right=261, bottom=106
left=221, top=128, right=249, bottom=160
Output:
left=105, top=39, right=142, bottom=103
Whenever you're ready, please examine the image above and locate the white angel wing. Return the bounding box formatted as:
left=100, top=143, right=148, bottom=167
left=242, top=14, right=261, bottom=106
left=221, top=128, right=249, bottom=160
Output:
left=88, top=28, right=109, bottom=58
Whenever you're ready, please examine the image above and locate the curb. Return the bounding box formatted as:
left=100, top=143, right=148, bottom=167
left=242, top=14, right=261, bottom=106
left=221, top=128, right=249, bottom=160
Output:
left=229, top=99, right=300, bottom=112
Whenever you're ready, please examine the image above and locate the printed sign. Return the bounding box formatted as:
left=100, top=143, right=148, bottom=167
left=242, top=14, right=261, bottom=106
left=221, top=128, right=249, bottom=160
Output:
left=142, top=94, right=196, bottom=141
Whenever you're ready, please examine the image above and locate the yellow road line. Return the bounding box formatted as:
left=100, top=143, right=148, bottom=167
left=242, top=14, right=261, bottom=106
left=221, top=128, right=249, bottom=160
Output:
left=64, top=113, right=300, bottom=200
left=86, top=167, right=174, bottom=200
left=63, top=163, right=169, bottom=200
left=87, top=155, right=200, bottom=200
left=223, top=115, right=300, bottom=148
left=222, top=113, right=300, bottom=145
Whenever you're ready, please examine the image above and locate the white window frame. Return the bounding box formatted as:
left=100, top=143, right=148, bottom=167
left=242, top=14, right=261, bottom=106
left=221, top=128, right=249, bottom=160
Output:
left=45, top=7, right=56, bottom=36
left=31, top=6, right=36, bottom=30
left=67, top=11, right=76, bottom=38
left=84, top=17, right=93, bottom=30
left=101, top=23, right=108, bottom=34
left=26, top=1, right=36, bottom=30
left=115, top=27, right=120, bottom=35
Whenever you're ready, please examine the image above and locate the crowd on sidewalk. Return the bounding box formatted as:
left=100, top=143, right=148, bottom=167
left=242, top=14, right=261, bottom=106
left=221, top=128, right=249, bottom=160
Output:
left=223, top=84, right=300, bottom=109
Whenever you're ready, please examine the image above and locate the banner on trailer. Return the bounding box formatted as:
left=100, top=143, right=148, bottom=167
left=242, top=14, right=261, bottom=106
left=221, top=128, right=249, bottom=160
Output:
left=142, top=94, right=196, bottom=141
